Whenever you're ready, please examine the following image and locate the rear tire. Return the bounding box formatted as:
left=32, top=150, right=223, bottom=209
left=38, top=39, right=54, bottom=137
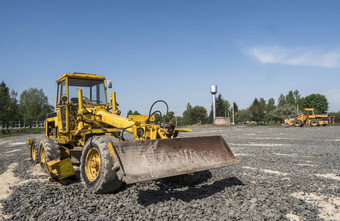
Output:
left=293, top=119, right=302, bottom=127
left=38, top=137, right=77, bottom=184
left=37, top=138, right=60, bottom=166
left=30, top=138, right=41, bottom=163
left=80, top=136, right=123, bottom=193
left=310, top=119, right=319, bottom=127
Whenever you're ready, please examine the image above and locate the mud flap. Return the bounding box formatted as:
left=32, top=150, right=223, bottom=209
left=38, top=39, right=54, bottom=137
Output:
left=111, top=135, right=237, bottom=184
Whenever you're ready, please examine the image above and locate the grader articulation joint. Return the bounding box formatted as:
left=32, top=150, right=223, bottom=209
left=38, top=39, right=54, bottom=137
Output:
left=28, top=72, right=237, bottom=193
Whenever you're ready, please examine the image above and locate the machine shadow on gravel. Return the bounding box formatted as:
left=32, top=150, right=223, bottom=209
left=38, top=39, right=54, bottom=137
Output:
left=160, top=170, right=213, bottom=186
left=137, top=176, right=243, bottom=206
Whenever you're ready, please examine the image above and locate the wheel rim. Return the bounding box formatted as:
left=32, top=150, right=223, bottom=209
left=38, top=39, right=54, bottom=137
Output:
left=85, top=147, right=101, bottom=181
left=32, top=144, right=36, bottom=161
left=312, top=121, right=317, bottom=126
left=295, top=121, right=299, bottom=126
left=40, top=147, right=46, bottom=164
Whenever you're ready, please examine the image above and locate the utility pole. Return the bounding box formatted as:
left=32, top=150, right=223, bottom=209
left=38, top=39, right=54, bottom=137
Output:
left=232, top=102, right=235, bottom=125
left=174, top=111, right=178, bottom=127
left=210, top=85, right=217, bottom=123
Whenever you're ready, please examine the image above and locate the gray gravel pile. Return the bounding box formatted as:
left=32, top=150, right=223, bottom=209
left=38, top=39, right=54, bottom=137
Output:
left=0, top=126, right=339, bottom=220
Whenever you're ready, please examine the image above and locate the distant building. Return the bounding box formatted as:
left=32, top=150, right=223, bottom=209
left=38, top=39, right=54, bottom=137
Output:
left=214, top=117, right=231, bottom=125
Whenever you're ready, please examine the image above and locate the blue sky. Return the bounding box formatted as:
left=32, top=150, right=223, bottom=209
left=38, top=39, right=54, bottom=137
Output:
left=1, top=1, right=340, bottom=116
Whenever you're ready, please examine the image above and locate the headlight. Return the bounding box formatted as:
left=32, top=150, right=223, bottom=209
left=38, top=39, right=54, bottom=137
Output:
left=137, top=128, right=144, bottom=137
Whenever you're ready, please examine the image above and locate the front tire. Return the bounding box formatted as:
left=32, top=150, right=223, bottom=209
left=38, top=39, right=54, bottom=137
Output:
left=293, top=119, right=302, bottom=127
left=80, top=136, right=123, bottom=193
left=310, top=119, right=319, bottom=127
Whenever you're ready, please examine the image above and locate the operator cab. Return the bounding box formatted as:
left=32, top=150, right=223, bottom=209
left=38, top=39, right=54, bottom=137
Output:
left=55, top=73, right=109, bottom=132
left=305, top=108, right=315, bottom=116
left=68, top=78, right=106, bottom=105
left=56, top=73, right=108, bottom=107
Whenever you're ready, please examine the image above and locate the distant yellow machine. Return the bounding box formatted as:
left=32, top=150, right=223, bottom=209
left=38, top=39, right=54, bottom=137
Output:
left=284, top=108, right=329, bottom=127
left=28, top=73, right=237, bottom=193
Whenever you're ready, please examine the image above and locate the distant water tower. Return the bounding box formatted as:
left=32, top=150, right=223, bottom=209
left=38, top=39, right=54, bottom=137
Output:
left=210, top=85, right=217, bottom=123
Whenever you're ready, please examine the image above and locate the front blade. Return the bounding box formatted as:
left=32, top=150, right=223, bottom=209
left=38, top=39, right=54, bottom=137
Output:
left=112, top=135, right=237, bottom=184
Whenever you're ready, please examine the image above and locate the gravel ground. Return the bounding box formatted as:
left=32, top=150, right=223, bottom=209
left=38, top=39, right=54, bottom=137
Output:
left=0, top=126, right=339, bottom=220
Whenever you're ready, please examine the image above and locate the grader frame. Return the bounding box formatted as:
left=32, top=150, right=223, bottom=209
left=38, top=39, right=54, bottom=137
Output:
left=28, top=73, right=237, bottom=193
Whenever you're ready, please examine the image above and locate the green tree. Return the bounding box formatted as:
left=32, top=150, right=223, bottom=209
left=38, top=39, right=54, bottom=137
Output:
left=328, top=111, right=340, bottom=120
left=158, top=111, right=176, bottom=123
left=266, top=104, right=298, bottom=122
left=223, top=100, right=231, bottom=117
left=235, top=109, right=251, bottom=122
left=127, top=110, right=140, bottom=117
left=285, top=90, right=295, bottom=106
left=259, top=98, right=266, bottom=113
left=183, top=103, right=194, bottom=125
left=209, top=94, right=231, bottom=122
left=19, top=88, right=53, bottom=126
left=233, top=102, right=239, bottom=112
left=183, top=103, right=208, bottom=125
left=249, top=98, right=266, bottom=122
left=303, top=94, right=329, bottom=114
left=215, top=94, right=225, bottom=117
left=293, top=90, right=301, bottom=101
left=266, top=97, right=276, bottom=113
left=278, top=94, right=286, bottom=107
left=9, top=90, right=20, bottom=123
left=191, top=106, right=208, bottom=124
left=154, top=113, right=161, bottom=124
left=127, top=110, right=133, bottom=117
left=166, top=111, right=175, bottom=122
left=0, top=81, right=11, bottom=127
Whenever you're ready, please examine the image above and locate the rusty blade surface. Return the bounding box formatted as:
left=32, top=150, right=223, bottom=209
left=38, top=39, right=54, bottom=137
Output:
left=113, top=135, right=237, bottom=184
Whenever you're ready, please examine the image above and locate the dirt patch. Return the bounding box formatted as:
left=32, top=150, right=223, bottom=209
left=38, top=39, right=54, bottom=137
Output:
left=298, top=163, right=317, bottom=167
left=233, top=153, right=250, bottom=156
left=0, top=163, right=49, bottom=218
left=0, top=163, right=20, bottom=201
left=0, top=163, right=20, bottom=219
left=242, top=166, right=288, bottom=176
left=286, top=213, right=302, bottom=221
left=315, top=173, right=340, bottom=181
left=3, top=149, right=21, bottom=154
left=232, top=143, right=290, bottom=147
left=262, top=169, right=287, bottom=176
left=273, top=153, right=295, bottom=157
left=253, top=137, right=299, bottom=140
left=8, top=141, right=26, bottom=147
left=291, top=192, right=340, bottom=220
left=30, top=164, right=48, bottom=177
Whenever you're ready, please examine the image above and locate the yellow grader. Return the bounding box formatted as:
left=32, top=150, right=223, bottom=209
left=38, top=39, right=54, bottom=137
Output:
left=28, top=73, right=237, bottom=193
left=284, top=108, right=329, bottom=127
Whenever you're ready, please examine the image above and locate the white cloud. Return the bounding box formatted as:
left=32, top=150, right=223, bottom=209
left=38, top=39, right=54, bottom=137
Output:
left=245, top=46, right=340, bottom=68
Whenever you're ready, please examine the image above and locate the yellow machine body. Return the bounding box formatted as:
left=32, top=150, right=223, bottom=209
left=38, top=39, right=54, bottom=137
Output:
left=284, top=108, right=329, bottom=127
left=31, top=72, right=237, bottom=187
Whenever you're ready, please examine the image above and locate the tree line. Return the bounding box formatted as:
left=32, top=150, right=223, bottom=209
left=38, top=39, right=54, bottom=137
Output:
left=235, top=90, right=329, bottom=124
left=2, top=77, right=336, bottom=129
left=178, top=90, right=331, bottom=125
left=0, top=81, right=53, bottom=128
left=126, top=90, right=333, bottom=125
